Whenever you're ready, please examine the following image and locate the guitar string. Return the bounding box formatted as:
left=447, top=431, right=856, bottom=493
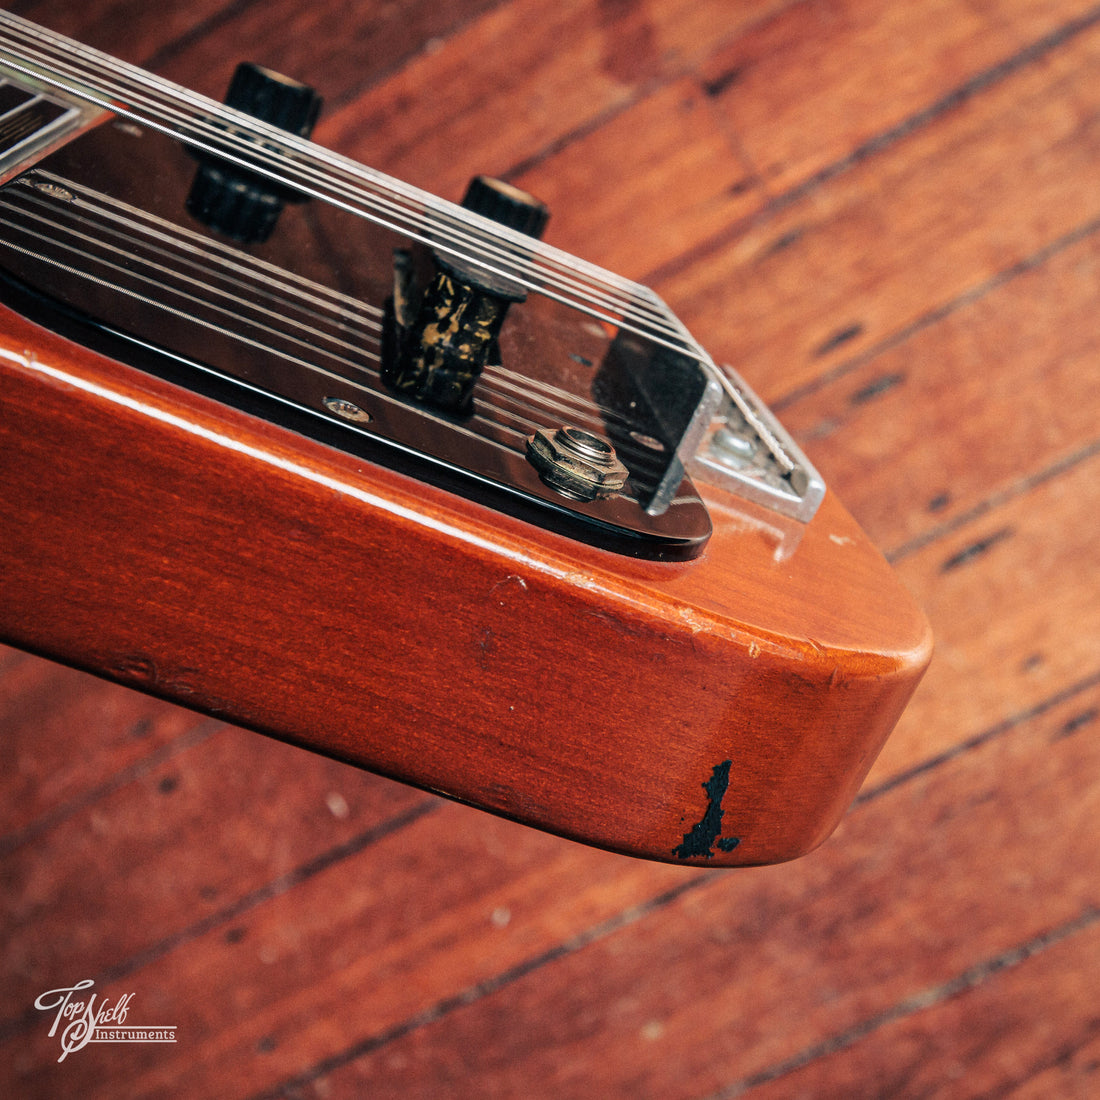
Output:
left=6, top=177, right=665, bottom=443
left=0, top=227, right=566, bottom=453
left=15, top=189, right=629, bottom=442
left=0, top=13, right=793, bottom=479
left=13, top=178, right=385, bottom=340
left=7, top=194, right=384, bottom=368
left=9, top=51, right=700, bottom=368
left=0, top=15, right=643, bottom=299
left=0, top=16, right=700, bottom=357
left=0, top=194, right=663, bottom=465
left=479, top=366, right=651, bottom=437
left=57, top=38, right=679, bottom=334
left=0, top=230, right=385, bottom=386
left=0, top=193, right=385, bottom=371
left=56, top=179, right=388, bottom=335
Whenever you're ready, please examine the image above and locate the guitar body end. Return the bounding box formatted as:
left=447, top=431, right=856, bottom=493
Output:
left=0, top=306, right=931, bottom=865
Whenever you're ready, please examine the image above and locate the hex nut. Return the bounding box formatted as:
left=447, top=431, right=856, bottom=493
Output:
left=526, top=426, right=630, bottom=501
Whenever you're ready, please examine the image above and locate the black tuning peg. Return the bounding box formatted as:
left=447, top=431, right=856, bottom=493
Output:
left=187, top=62, right=322, bottom=245
left=459, top=175, right=550, bottom=241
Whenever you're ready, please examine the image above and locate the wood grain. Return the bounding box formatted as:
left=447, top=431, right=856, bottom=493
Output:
left=0, top=303, right=929, bottom=866
left=2, top=0, right=1097, bottom=1097
left=289, top=680, right=1100, bottom=1100
left=0, top=656, right=210, bottom=837
left=659, top=17, right=1100, bottom=400
left=776, top=218, right=1100, bottom=553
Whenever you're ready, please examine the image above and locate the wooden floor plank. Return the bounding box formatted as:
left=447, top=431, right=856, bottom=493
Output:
left=0, top=655, right=213, bottom=838
left=513, top=78, right=763, bottom=278
left=12, top=428, right=1087, bottom=1087
left=149, top=0, right=509, bottom=106
left=14, top=0, right=522, bottom=117
left=13, top=0, right=235, bottom=66
left=315, top=0, right=791, bottom=200
left=6, top=807, right=697, bottom=1098
left=656, top=18, right=1100, bottom=399
left=1, top=1, right=1097, bottom=1097
left=256, top=679, right=1100, bottom=1099
left=777, top=218, right=1100, bottom=553
left=700, top=0, right=1092, bottom=195
left=877, top=452, right=1100, bottom=783
left=742, top=916, right=1100, bottom=1099
left=0, top=724, right=427, bottom=1026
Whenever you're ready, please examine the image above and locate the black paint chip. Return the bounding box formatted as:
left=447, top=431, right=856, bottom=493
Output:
left=673, top=760, right=741, bottom=859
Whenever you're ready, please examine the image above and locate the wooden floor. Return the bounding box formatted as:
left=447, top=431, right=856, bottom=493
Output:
left=3, top=0, right=1099, bottom=1096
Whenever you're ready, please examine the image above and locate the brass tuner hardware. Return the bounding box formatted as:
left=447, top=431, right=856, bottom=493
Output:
left=381, top=176, right=550, bottom=413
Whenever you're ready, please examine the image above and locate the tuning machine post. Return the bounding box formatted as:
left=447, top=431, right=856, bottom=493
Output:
left=381, top=175, right=549, bottom=413
left=186, top=62, right=322, bottom=244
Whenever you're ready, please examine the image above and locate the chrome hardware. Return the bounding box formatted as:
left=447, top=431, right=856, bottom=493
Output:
left=323, top=397, right=371, bottom=423
left=526, top=426, right=630, bottom=501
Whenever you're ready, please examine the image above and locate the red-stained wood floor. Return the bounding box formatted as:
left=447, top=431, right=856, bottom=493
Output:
left=2, top=1, right=1098, bottom=1096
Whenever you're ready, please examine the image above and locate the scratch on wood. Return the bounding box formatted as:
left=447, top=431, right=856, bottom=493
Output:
left=702, top=66, right=745, bottom=98
left=761, top=226, right=806, bottom=258
left=850, top=371, right=905, bottom=405
left=1052, top=708, right=1098, bottom=741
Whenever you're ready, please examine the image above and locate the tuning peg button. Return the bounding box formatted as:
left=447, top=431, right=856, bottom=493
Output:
left=434, top=176, right=550, bottom=302
left=460, top=176, right=549, bottom=240
left=187, top=63, right=322, bottom=244
left=222, top=62, right=322, bottom=138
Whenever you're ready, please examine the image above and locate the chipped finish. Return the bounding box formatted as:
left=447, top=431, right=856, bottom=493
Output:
left=673, top=760, right=741, bottom=859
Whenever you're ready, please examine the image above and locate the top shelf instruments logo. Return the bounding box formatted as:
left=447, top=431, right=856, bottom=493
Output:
left=34, top=980, right=177, bottom=1063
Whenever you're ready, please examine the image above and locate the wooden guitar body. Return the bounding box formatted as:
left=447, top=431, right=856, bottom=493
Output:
left=0, top=303, right=929, bottom=866
left=0, top=14, right=930, bottom=866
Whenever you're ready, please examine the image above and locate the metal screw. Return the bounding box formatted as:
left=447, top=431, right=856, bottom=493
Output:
left=525, top=426, right=629, bottom=501
left=323, top=396, right=371, bottom=423
left=710, top=425, right=756, bottom=464
left=25, top=178, right=75, bottom=203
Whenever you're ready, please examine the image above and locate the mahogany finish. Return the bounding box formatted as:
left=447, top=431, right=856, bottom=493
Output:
left=0, top=301, right=928, bottom=866
left=3, top=1, right=1098, bottom=1097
